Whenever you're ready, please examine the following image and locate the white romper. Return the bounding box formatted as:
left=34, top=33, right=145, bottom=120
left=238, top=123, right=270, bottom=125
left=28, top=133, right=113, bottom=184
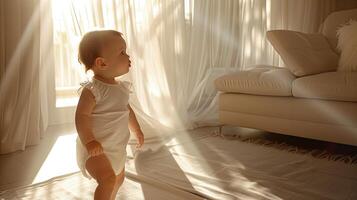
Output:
left=76, top=78, right=131, bottom=178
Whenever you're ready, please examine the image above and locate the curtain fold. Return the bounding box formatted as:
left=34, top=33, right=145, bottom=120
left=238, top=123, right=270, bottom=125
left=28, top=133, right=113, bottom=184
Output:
left=0, top=0, right=52, bottom=154
left=269, top=0, right=336, bottom=32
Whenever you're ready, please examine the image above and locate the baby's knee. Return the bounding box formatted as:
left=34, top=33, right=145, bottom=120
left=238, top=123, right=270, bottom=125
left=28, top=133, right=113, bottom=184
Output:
left=98, top=174, right=117, bottom=189
left=116, top=174, right=125, bottom=186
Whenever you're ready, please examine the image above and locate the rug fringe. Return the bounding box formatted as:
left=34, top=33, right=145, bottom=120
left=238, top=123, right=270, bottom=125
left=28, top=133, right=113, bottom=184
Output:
left=215, top=132, right=357, bottom=165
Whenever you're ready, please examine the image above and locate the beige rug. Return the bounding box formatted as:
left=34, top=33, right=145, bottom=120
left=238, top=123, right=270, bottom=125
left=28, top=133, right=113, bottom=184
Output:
left=1, top=127, right=357, bottom=199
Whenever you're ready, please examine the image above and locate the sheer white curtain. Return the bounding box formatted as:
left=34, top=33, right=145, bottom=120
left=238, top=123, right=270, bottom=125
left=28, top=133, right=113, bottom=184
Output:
left=0, top=0, right=53, bottom=154
left=269, top=0, right=336, bottom=32
left=52, top=0, right=338, bottom=137
left=0, top=0, right=339, bottom=153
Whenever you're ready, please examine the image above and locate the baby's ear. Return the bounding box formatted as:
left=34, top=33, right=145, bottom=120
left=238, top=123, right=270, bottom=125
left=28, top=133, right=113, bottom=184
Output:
left=94, top=57, right=107, bottom=70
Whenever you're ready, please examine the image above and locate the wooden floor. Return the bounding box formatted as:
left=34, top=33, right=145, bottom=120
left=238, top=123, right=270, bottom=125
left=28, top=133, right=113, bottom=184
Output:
left=0, top=123, right=78, bottom=191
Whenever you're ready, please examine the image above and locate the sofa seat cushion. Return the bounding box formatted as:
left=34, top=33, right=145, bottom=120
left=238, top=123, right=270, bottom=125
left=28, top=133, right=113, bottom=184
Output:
left=214, top=65, right=295, bottom=96
left=292, top=72, right=357, bottom=102
left=219, top=93, right=357, bottom=127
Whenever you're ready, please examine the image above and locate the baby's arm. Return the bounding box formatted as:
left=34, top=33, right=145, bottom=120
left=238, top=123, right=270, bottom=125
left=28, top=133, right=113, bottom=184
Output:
left=128, top=104, right=144, bottom=148
left=75, top=88, right=103, bottom=156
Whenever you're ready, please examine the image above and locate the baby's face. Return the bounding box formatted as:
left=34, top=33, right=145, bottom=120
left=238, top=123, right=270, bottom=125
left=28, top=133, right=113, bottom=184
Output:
left=101, top=35, right=131, bottom=77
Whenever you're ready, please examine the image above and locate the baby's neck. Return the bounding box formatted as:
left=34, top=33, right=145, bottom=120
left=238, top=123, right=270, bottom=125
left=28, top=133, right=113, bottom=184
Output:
left=93, top=74, right=117, bottom=84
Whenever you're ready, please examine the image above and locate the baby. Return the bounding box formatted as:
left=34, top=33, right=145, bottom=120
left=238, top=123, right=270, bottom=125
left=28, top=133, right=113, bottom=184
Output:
left=75, top=30, right=144, bottom=200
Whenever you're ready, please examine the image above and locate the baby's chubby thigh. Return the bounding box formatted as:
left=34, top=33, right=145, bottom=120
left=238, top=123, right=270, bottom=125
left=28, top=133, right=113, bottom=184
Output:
left=85, top=154, right=117, bottom=186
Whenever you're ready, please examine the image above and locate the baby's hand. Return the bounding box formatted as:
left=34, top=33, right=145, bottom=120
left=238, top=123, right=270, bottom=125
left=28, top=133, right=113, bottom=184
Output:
left=134, top=129, right=144, bottom=148
left=85, top=140, right=104, bottom=157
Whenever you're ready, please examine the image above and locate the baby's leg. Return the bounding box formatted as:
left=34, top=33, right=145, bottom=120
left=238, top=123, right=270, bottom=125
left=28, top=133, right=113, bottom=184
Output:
left=85, top=154, right=117, bottom=200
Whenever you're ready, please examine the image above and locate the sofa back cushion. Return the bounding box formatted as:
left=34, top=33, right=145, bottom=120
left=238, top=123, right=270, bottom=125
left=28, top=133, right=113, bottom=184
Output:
left=320, top=9, right=357, bottom=52
left=267, top=30, right=339, bottom=77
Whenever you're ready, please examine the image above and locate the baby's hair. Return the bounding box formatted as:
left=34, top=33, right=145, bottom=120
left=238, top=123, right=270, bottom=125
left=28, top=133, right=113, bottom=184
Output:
left=78, top=30, right=123, bottom=71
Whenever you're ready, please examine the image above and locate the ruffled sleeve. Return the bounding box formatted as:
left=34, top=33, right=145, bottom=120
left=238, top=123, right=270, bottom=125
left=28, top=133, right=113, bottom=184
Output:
left=121, top=81, right=133, bottom=94
left=79, top=81, right=102, bottom=102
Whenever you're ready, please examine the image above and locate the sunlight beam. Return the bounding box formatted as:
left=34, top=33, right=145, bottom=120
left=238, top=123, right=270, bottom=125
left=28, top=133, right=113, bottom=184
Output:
left=33, top=134, right=79, bottom=184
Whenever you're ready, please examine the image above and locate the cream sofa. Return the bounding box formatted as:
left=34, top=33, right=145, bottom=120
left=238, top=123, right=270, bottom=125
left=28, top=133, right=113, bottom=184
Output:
left=215, top=9, right=357, bottom=146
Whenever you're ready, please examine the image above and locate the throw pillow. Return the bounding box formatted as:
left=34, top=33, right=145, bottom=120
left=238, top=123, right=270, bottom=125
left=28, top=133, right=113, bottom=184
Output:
left=336, top=20, right=357, bottom=72
left=266, top=30, right=339, bottom=77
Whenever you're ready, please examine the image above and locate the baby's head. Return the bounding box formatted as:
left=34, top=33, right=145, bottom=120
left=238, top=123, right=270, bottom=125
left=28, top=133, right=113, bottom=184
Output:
left=78, top=30, right=131, bottom=78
